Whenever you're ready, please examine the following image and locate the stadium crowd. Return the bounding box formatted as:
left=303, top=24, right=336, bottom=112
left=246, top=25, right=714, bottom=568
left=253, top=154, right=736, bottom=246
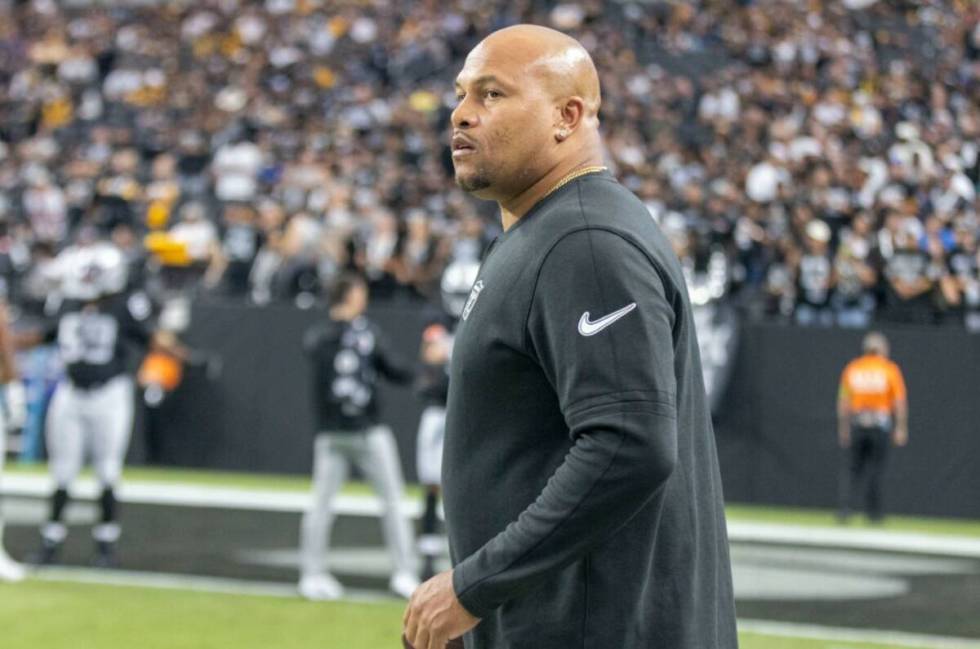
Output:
left=0, top=0, right=978, bottom=327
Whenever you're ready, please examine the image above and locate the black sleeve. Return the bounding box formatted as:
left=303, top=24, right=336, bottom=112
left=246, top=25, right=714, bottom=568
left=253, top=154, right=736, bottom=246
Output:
left=121, top=292, right=155, bottom=346
left=373, top=330, right=414, bottom=385
left=452, top=229, right=679, bottom=618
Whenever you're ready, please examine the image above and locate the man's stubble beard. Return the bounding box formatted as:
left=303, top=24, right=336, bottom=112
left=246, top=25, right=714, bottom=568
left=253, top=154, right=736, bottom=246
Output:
left=455, top=167, right=493, bottom=194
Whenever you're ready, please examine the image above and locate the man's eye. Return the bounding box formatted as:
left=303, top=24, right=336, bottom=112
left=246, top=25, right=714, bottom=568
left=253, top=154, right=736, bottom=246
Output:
left=485, top=89, right=502, bottom=99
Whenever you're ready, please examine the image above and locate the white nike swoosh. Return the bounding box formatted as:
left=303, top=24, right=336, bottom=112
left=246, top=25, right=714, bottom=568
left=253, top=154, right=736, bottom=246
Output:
left=578, top=302, right=637, bottom=336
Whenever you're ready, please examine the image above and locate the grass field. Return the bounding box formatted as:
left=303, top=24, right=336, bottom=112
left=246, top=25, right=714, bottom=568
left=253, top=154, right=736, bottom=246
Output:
left=0, top=579, right=956, bottom=649
left=4, top=463, right=978, bottom=648
left=8, top=462, right=980, bottom=538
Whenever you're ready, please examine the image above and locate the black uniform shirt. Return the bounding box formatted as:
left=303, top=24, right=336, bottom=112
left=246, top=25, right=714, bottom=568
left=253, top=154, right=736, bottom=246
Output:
left=47, top=292, right=154, bottom=388
left=304, top=315, right=412, bottom=432
left=443, top=171, right=737, bottom=649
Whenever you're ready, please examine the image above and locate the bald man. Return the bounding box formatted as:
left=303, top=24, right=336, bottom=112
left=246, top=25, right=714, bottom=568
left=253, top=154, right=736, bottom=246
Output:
left=403, top=25, right=737, bottom=649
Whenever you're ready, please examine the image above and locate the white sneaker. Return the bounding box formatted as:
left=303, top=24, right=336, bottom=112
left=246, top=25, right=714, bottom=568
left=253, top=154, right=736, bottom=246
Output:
left=390, top=570, right=420, bottom=599
left=0, top=549, right=25, bottom=583
left=298, top=573, right=344, bottom=601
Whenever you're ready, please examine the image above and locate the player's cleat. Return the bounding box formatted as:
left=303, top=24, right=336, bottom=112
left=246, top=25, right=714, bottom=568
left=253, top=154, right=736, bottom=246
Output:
left=298, top=573, right=344, bottom=601
left=0, top=549, right=26, bottom=582
left=390, top=570, right=421, bottom=599
left=91, top=541, right=119, bottom=569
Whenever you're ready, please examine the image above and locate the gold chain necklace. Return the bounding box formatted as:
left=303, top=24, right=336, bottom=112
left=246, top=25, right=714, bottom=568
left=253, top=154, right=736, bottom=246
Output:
left=543, top=165, right=608, bottom=199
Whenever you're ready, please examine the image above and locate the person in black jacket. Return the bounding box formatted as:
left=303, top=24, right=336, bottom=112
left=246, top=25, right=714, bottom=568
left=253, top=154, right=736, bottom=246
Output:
left=298, top=273, right=419, bottom=601
left=403, top=25, right=736, bottom=649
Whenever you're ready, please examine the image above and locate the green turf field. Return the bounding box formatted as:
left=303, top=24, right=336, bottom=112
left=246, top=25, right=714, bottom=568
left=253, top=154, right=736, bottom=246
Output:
left=0, top=579, right=953, bottom=649
left=9, top=462, right=980, bottom=538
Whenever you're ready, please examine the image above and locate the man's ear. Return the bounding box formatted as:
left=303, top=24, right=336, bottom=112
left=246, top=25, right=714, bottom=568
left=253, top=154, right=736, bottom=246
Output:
left=555, top=96, right=586, bottom=142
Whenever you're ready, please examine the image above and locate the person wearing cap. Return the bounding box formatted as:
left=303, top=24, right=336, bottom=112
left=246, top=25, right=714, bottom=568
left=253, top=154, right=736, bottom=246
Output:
left=794, top=219, right=834, bottom=326
left=836, top=331, right=908, bottom=522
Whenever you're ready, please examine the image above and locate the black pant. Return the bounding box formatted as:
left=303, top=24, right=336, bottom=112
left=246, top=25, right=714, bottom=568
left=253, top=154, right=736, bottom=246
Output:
left=839, top=425, right=890, bottom=520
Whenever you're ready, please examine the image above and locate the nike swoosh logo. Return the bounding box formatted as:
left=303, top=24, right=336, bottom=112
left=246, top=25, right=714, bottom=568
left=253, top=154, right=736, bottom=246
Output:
left=578, top=302, right=637, bottom=336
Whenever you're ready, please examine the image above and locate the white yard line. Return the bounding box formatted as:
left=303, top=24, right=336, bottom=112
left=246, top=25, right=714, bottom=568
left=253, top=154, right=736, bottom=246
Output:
left=739, top=619, right=980, bottom=648
left=727, top=521, right=980, bottom=559
left=4, top=473, right=980, bottom=557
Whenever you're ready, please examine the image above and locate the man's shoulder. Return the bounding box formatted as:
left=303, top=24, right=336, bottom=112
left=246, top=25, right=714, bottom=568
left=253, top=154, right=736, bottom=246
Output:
left=528, top=179, right=677, bottom=284
left=535, top=176, right=664, bottom=250
left=539, top=174, right=646, bottom=219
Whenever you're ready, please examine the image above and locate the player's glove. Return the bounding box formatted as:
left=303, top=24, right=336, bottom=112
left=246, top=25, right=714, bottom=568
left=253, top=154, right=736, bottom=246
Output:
left=3, top=380, right=26, bottom=430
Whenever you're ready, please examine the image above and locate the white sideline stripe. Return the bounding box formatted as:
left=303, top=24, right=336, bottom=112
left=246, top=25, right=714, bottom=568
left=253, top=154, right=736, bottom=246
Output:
left=727, top=521, right=980, bottom=559
left=31, top=566, right=398, bottom=603
left=1, top=474, right=421, bottom=518
left=5, top=474, right=980, bottom=557
left=739, top=619, right=980, bottom=648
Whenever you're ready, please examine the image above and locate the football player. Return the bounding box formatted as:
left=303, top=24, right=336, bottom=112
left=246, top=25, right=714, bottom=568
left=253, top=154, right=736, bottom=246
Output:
left=21, top=233, right=168, bottom=567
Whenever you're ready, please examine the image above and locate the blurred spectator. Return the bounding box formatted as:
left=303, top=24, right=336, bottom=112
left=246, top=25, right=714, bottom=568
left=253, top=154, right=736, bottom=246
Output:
left=213, top=203, right=260, bottom=297
left=212, top=134, right=263, bottom=204
left=794, top=220, right=834, bottom=327
left=0, top=0, right=974, bottom=330
left=947, top=223, right=980, bottom=330
left=831, top=213, right=878, bottom=328
left=22, top=169, right=67, bottom=244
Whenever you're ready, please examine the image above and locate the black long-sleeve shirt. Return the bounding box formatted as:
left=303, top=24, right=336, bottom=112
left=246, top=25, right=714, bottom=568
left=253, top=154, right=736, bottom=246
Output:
left=443, top=171, right=737, bottom=649
left=304, top=315, right=412, bottom=432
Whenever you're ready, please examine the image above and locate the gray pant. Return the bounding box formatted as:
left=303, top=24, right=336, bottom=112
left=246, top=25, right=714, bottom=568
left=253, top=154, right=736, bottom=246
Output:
left=46, top=376, right=134, bottom=488
left=299, top=427, right=417, bottom=579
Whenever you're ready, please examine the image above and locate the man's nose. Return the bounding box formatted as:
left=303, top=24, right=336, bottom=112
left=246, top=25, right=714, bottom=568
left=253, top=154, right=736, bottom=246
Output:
left=451, top=98, right=479, bottom=130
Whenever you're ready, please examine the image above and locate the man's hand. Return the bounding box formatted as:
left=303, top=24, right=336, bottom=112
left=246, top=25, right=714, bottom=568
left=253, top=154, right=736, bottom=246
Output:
left=403, top=569, right=479, bottom=649
left=838, top=426, right=851, bottom=449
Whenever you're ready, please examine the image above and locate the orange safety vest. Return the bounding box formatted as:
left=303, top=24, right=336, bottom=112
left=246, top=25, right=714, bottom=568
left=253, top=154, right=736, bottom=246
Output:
left=839, top=354, right=906, bottom=415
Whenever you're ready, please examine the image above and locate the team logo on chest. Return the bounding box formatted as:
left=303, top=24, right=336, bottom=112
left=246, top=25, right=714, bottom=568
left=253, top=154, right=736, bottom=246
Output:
left=461, top=280, right=485, bottom=321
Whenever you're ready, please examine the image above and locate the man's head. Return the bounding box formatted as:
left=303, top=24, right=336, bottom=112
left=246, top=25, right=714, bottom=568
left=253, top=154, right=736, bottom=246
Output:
left=451, top=25, right=601, bottom=200
left=862, top=331, right=890, bottom=357
left=329, top=273, right=368, bottom=320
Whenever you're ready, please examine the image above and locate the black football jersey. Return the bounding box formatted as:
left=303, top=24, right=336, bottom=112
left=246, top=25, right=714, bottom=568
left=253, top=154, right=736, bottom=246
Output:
left=47, top=291, right=154, bottom=388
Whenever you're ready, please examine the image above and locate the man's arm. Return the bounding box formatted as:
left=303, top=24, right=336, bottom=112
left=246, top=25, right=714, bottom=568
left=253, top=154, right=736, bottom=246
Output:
left=0, top=303, right=19, bottom=384
left=893, top=398, right=908, bottom=446
left=122, top=292, right=156, bottom=347
left=837, top=377, right=851, bottom=449
left=891, top=363, right=909, bottom=447
left=451, top=229, right=678, bottom=618
left=374, top=331, right=415, bottom=385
